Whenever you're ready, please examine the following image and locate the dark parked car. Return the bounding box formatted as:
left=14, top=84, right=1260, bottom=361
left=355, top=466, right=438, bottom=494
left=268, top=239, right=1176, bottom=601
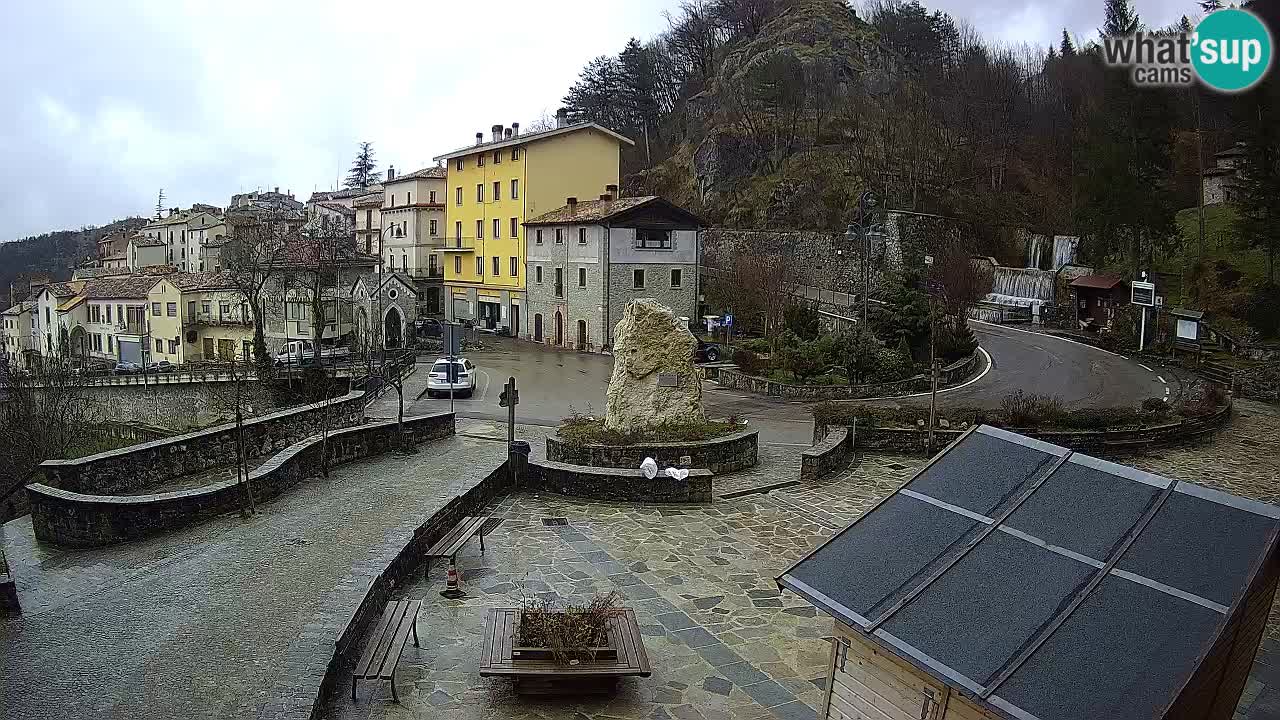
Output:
left=146, top=360, right=176, bottom=373
left=416, top=317, right=444, bottom=338
left=696, top=341, right=722, bottom=363
left=113, top=361, right=142, bottom=375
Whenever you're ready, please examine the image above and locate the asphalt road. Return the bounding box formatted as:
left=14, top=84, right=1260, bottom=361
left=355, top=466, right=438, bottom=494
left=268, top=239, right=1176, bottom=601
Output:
left=373, top=323, right=1172, bottom=446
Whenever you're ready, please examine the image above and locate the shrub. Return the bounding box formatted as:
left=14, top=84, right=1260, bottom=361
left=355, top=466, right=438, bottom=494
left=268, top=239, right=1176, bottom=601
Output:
left=936, top=318, right=979, bottom=364
left=1055, top=407, right=1143, bottom=430
left=841, top=328, right=883, bottom=384
left=812, top=334, right=845, bottom=367
left=737, top=337, right=771, bottom=354
left=1141, top=397, right=1171, bottom=420
left=557, top=417, right=737, bottom=446
left=783, top=304, right=821, bottom=340
left=999, top=391, right=1064, bottom=427
left=733, top=349, right=768, bottom=376
left=1179, top=382, right=1229, bottom=418
left=520, top=591, right=622, bottom=664
left=870, top=346, right=915, bottom=383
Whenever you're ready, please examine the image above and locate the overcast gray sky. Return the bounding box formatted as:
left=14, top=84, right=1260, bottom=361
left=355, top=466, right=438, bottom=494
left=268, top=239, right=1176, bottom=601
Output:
left=0, top=0, right=1194, bottom=241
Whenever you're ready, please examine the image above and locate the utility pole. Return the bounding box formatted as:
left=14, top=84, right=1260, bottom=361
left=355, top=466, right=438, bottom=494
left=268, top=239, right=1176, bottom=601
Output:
left=924, top=255, right=941, bottom=454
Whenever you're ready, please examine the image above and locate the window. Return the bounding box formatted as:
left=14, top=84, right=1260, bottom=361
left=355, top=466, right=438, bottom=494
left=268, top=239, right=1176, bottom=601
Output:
left=151, top=302, right=160, bottom=316
left=632, top=269, right=645, bottom=289
left=429, top=190, right=436, bottom=203
left=477, top=153, right=484, bottom=167
left=492, top=256, right=500, bottom=276
left=456, top=158, right=463, bottom=171
left=455, top=221, right=462, bottom=242
left=202, top=301, right=211, bottom=315
left=406, top=192, right=411, bottom=205
left=476, top=184, right=483, bottom=202
left=106, top=304, right=112, bottom=323
left=510, top=256, right=518, bottom=276
left=493, top=218, right=501, bottom=239
left=476, top=257, right=484, bottom=276
left=578, top=227, right=587, bottom=244
left=493, top=150, right=501, bottom=164
left=390, top=255, right=396, bottom=270
left=454, top=256, right=462, bottom=274
left=671, top=269, right=683, bottom=288
left=510, top=217, right=518, bottom=238
left=476, top=219, right=484, bottom=240
left=108, top=335, right=113, bottom=352
left=636, top=228, right=673, bottom=249
left=430, top=219, right=438, bottom=236
left=554, top=268, right=564, bottom=297
left=391, top=194, right=395, bottom=207
left=536, top=229, right=543, bottom=245
left=511, top=179, right=519, bottom=199
left=455, top=187, right=463, bottom=205
left=166, top=302, right=177, bottom=317
left=511, top=147, right=519, bottom=161
left=155, top=338, right=163, bottom=353
left=535, top=266, right=543, bottom=283
left=493, top=181, right=500, bottom=202
left=578, top=267, right=587, bottom=287
left=167, top=339, right=177, bottom=354
left=555, top=228, right=563, bottom=244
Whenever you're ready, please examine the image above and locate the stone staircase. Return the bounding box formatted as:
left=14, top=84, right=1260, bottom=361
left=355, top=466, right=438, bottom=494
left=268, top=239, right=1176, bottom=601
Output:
left=1198, top=358, right=1236, bottom=387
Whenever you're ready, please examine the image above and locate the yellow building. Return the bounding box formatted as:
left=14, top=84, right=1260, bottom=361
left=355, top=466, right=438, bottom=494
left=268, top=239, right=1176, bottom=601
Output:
left=147, top=273, right=253, bottom=364
left=433, top=117, right=633, bottom=336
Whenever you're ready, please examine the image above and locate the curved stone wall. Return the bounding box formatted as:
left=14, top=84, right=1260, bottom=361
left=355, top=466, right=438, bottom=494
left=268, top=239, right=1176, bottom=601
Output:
left=546, top=430, right=758, bottom=475
left=38, top=391, right=367, bottom=496
left=528, top=458, right=713, bottom=503
left=800, top=425, right=853, bottom=480
left=27, top=412, right=454, bottom=548
left=715, top=351, right=981, bottom=401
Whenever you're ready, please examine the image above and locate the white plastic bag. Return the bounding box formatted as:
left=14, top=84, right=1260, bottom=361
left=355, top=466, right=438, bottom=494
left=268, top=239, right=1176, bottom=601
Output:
left=665, top=467, right=689, bottom=480
left=640, top=457, right=658, bottom=480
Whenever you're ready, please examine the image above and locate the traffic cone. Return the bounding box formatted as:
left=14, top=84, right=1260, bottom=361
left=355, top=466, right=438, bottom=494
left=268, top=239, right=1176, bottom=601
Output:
left=440, top=558, right=465, bottom=599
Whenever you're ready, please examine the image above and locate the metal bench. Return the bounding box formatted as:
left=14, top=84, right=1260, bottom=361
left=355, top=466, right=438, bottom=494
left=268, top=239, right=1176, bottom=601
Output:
left=352, top=599, right=421, bottom=702
left=424, top=515, right=489, bottom=574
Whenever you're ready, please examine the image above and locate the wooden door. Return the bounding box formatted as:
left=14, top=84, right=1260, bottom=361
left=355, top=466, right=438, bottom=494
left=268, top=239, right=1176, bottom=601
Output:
left=825, top=631, right=948, bottom=720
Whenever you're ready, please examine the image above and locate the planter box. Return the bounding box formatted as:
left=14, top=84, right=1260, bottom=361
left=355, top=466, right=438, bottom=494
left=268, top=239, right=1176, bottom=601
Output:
left=480, top=607, right=651, bottom=695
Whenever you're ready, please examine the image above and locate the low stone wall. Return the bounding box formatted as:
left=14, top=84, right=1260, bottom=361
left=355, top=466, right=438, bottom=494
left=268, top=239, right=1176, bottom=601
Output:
left=715, top=351, right=980, bottom=401
left=0, top=572, right=17, bottom=615
left=1236, top=363, right=1280, bottom=403
left=527, top=458, right=713, bottom=503
left=800, top=425, right=854, bottom=481
left=545, top=430, right=758, bottom=475
left=27, top=412, right=454, bottom=548
left=841, top=401, right=1234, bottom=455
left=38, top=391, right=367, bottom=496
left=255, top=459, right=513, bottom=720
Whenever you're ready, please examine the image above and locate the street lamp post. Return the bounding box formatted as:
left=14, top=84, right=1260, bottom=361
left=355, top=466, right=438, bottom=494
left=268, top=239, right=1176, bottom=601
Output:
left=845, top=191, right=878, bottom=329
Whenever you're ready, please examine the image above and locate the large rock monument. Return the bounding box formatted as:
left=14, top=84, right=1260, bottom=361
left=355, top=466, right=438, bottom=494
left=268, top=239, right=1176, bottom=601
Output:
left=605, top=299, right=705, bottom=432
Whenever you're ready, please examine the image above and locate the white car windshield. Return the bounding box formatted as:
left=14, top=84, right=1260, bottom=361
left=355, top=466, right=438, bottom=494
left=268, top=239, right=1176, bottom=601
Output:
left=430, top=361, right=465, bottom=374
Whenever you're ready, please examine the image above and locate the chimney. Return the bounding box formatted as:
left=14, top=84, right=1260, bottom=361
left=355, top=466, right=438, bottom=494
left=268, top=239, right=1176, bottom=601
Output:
left=512, top=122, right=520, bottom=136
left=492, top=124, right=503, bottom=142
left=388, top=165, right=396, bottom=181
left=475, top=132, right=484, bottom=145
left=274, top=186, right=280, bottom=194
left=606, top=183, right=618, bottom=198
left=504, top=127, right=512, bottom=140
left=567, top=197, right=578, bottom=213
left=599, top=193, right=612, bottom=201
left=556, top=108, right=569, bottom=128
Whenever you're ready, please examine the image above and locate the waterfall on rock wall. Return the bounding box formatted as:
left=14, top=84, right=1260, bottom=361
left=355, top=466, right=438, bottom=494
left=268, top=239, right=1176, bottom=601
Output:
left=986, top=267, right=1056, bottom=306
left=1052, top=236, right=1079, bottom=270
left=1027, top=234, right=1047, bottom=269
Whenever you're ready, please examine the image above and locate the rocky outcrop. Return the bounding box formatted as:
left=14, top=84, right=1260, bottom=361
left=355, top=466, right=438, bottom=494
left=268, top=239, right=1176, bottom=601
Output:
left=605, top=299, right=704, bottom=432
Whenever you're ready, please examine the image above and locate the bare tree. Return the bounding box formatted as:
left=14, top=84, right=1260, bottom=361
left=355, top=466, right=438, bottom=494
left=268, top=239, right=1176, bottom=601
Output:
left=929, top=245, right=993, bottom=320
left=223, top=208, right=295, bottom=367
left=204, top=356, right=273, bottom=515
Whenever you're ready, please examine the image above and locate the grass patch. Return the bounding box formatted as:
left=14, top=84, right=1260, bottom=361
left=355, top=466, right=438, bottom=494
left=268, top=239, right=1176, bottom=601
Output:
left=558, top=415, right=739, bottom=447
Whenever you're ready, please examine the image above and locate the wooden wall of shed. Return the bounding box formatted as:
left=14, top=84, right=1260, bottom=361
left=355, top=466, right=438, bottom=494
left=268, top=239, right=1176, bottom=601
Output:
left=1169, top=537, right=1280, bottom=720
left=826, top=623, right=1002, bottom=720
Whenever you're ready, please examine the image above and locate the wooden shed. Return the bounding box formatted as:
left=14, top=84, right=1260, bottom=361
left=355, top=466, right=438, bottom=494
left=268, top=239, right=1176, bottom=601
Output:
left=778, top=426, right=1280, bottom=720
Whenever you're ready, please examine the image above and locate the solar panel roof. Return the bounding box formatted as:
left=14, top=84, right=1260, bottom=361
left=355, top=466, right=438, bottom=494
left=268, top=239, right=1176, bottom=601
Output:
left=778, top=425, right=1280, bottom=720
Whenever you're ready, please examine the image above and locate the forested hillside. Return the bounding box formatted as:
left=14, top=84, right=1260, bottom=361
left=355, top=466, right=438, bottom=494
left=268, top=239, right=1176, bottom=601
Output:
left=561, top=0, right=1278, bottom=323
left=0, top=218, right=146, bottom=303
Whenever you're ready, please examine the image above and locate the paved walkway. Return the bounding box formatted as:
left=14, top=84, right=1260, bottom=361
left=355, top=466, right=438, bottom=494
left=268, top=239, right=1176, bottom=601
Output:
left=0, top=430, right=505, bottom=720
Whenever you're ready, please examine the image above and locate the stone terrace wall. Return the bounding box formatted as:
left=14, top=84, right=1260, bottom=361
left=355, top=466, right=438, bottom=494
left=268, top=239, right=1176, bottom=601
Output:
left=255, top=460, right=512, bottom=720
left=38, top=391, right=367, bottom=496
left=800, top=425, right=853, bottom=481
left=527, top=458, right=713, bottom=503
left=715, top=351, right=980, bottom=401
left=27, top=412, right=454, bottom=548
left=546, top=430, right=758, bottom=475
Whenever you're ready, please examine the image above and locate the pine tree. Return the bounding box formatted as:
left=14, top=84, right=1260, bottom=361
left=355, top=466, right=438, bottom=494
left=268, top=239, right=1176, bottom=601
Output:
left=344, top=142, right=381, bottom=189
left=1060, top=29, right=1076, bottom=57
left=1199, top=0, right=1223, bottom=12
left=1100, top=0, right=1140, bottom=36
left=1237, top=94, right=1280, bottom=285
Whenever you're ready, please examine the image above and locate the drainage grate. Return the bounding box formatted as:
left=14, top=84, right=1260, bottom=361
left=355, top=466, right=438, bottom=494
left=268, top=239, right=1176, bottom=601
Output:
left=541, top=517, right=569, bottom=527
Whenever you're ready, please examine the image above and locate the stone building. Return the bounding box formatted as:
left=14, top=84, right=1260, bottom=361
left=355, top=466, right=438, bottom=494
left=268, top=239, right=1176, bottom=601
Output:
left=352, top=272, right=417, bottom=351
left=1203, top=144, right=1247, bottom=205
left=524, top=195, right=702, bottom=351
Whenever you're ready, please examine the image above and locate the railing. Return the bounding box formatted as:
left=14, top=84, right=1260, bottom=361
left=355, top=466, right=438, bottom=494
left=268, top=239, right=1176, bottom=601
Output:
left=441, top=241, right=476, bottom=252
left=115, top=320, right=147, bottom=335
left=186, top=311, right=252, bottom=327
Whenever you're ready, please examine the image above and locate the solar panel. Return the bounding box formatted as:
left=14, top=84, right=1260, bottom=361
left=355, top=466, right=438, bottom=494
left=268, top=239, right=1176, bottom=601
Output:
left=907, top=429, right=1056, bottom=515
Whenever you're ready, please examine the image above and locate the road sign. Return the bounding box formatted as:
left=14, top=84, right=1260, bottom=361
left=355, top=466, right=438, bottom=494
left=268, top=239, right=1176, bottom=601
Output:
left=723, top=314, right=734, bottom=327
left=924, top=254, right=934, bottom=266
left=499, top=386, right=519, bottom=407
left=1131, top=281, right=1156, bottom=307
left=442, top=323, right=462, bottom=357
left=446, top=362, right=459, bottom=383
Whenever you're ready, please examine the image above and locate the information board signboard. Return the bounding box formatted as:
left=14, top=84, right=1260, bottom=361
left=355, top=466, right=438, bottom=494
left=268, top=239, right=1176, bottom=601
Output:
left=1131, top=281, right=1156, bottom=307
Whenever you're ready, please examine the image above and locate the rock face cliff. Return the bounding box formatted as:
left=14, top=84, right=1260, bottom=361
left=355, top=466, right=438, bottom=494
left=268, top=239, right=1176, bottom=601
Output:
left=604, top=299, right=704, bottom=433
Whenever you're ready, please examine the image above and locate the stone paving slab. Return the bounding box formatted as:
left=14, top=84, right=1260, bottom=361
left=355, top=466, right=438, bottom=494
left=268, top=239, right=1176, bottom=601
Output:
left=0, top=429, right=505, bottom=720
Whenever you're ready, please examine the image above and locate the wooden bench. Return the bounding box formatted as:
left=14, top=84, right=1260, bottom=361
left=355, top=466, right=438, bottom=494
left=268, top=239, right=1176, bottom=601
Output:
left=352, top=599, right=421, bottom=702
left=479, top=607, right=652, bottom=695
left=424, top=515, right=489, bottom=574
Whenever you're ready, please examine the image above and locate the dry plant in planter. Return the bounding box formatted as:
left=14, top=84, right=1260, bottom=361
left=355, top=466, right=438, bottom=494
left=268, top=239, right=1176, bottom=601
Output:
left=517, top=591, right=623, bottom=665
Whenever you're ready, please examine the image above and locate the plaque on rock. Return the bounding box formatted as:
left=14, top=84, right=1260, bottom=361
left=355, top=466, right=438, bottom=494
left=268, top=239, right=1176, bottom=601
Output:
left=658, top=373, right=680, bottom=388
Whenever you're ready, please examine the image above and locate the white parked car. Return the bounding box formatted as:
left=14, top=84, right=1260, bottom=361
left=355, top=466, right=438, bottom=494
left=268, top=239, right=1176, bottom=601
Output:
left=425, top=357, right=477, bottom=398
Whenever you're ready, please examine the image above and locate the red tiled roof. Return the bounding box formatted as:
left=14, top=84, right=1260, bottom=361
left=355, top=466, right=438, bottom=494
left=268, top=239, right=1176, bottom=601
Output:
left=1070, top=274, right=1123, bottom=290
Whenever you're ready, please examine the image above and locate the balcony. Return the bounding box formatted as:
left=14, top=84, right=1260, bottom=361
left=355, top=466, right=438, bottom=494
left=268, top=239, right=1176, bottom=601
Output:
left=400, top=267, right=445, bottom=280
left=116, top=320, right=147, bottom=336
left=440, top=240, right=476, bottom=253
left=187, top=311, right=253, bottom=328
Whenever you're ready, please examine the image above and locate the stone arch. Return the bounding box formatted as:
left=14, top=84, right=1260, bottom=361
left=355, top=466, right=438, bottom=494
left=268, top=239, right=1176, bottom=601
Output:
left=384, top=305, right=403, bottom=350
left=67, top=325, right=88, bottom=360
left=554, top=311, right=564, bottom=346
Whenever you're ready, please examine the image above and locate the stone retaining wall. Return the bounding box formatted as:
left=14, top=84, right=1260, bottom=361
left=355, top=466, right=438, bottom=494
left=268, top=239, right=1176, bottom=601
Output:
left=38, top=391, right=367, bottom=496
left=527, top=458, right=713, bottom=503
left=255, top=459, right=513, bottom=720
left=800, top=425, right=854, bottom=481
left=27, top=412, right=454, bottom=548
left=546, top=430, right=758, bottom=475
left=837, top=401, right=1234, bottom=455
left=715, top=351, right=980, bottom=401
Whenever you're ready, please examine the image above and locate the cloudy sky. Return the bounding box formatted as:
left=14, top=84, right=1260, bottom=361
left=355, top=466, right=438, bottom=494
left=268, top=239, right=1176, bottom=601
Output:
left=0, top=0, right=1195, bottom=241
